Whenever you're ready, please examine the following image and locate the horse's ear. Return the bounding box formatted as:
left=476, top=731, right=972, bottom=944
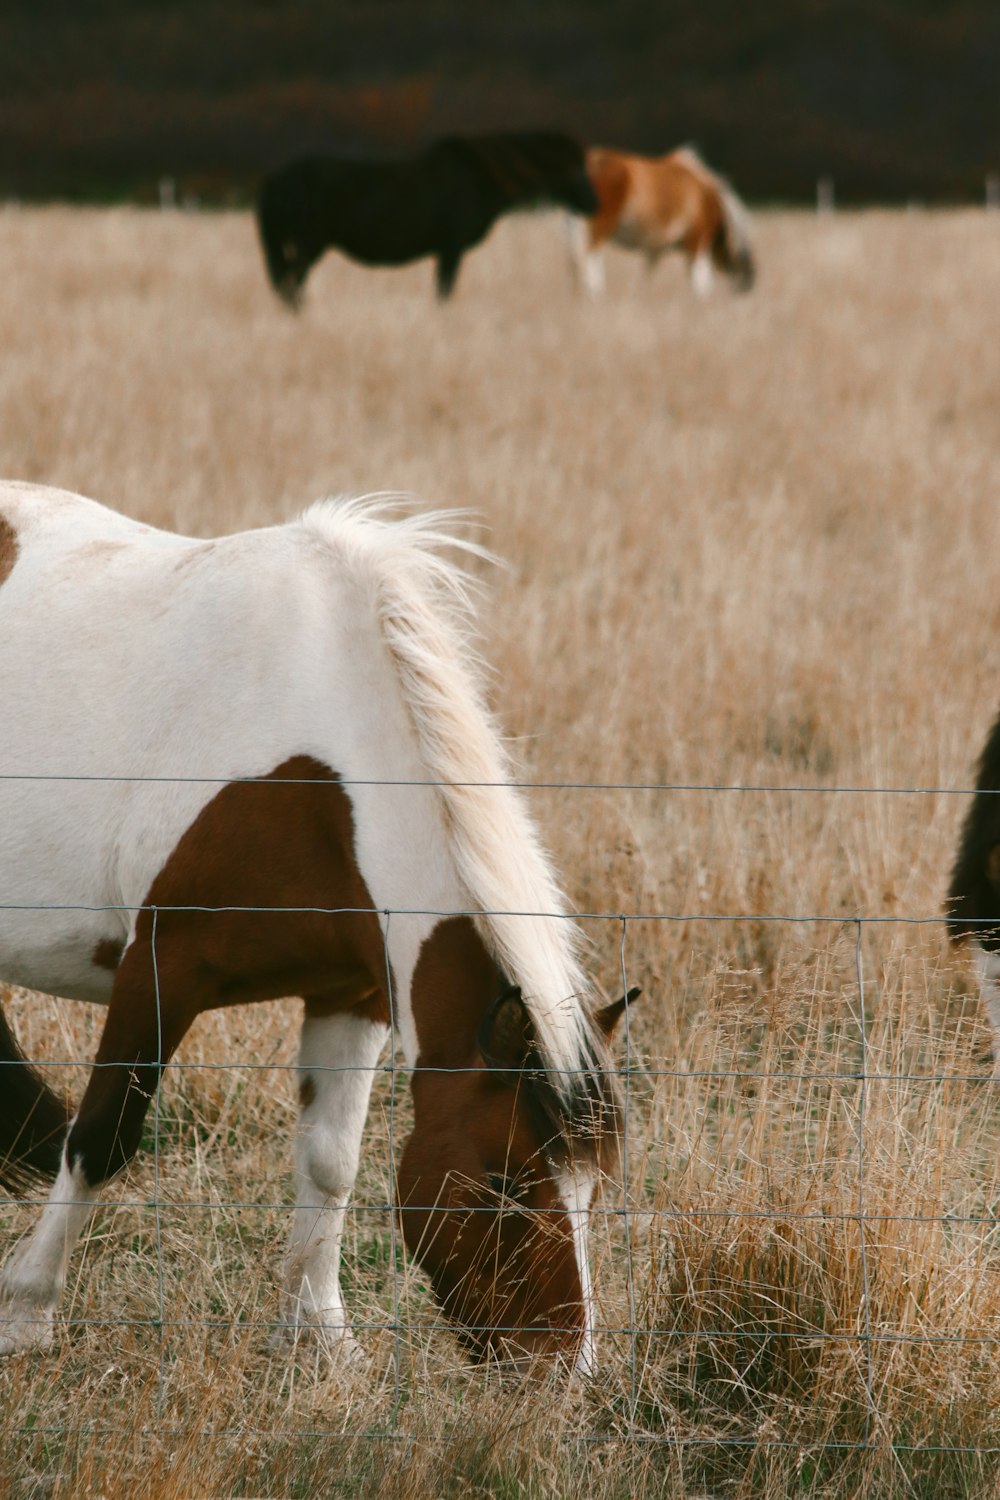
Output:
left=594, top=986, right=641, bottom=1040
left=479, top=986, right=534, bottom=1074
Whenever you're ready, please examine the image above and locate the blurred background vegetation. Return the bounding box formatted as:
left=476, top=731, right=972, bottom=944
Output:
left=1, top=0, right=998, bottom=206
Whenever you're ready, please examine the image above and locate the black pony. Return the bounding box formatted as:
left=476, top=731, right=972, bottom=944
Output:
left=256, top=130, right=598, bottom=306
left=947, top=706, right=1000, bottom=1064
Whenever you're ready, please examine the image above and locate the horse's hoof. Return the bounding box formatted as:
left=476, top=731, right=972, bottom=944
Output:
left=0, top=1303, right=54, bottom=1357
left=267, top=1319, right=368, bottom=1370
left=321, top=1329, right=368, bottom=1371
left=303, top=1325, right=369, bottom=1372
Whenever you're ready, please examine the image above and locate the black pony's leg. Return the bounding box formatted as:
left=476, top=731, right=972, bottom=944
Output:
left=262, top=232, right=320, bottom=309
left=272, top=247, right=312, bottom=309
left=436, top=249, right=464, bottom=300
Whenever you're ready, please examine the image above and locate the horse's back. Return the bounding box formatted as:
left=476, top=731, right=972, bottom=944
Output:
left=259, top=152, right=450, bottom=267
left=0, top=486, right=393, bottom=1001
left=585, top=146, right=722, bottom=250
left=0, top=485, right=378, bottom=782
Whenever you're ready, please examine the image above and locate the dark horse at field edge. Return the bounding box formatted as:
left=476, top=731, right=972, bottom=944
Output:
left=256, top=130, right=598, bottom=306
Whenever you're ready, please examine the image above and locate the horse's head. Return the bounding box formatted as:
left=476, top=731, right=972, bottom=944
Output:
left=399, top=979, right=634, bottom=1370
left=558, top=168, right=600, bottom=217
left=447, top=131, right=598, bottom=219
left=516, top=132, right=599, bottom=217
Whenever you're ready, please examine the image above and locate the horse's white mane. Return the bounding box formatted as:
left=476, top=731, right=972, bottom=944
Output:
left=299, top=496, right=592, bottom=1089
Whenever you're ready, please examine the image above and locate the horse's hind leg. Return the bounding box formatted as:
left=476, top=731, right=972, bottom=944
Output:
left=689, top=250, right=714, bottom=297
left=278, top=1007, right=388, bottom=1362
left=685, top=227, right=715, bottom=298
left=0, top=938, right=198, bottom=1355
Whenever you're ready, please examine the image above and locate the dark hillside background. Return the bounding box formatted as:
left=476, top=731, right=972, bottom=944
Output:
left=2, top=0, right=998, bottom=205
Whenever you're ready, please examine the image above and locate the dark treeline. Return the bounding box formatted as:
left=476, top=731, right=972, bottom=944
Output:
left=2, top=0, right=998, bottom=206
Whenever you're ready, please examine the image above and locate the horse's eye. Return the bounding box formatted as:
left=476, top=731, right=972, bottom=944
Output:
left=486, top=1172, right=530, bottom=1204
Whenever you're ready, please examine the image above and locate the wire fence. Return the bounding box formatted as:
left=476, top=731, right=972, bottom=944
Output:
left=1, top=771, right=997, bottom=1476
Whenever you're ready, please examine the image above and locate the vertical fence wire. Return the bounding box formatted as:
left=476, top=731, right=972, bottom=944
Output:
left=381, top=908, right=401, bottom=1430
left=149, top=906, right=166, bottom=1415
left=854, top=915, right=877, bottom=1443
left=618, top=914, right=638, bottom=1421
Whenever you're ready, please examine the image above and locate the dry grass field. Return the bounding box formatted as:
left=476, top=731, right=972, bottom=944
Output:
left=1, top=203, right=1000, bottom=1499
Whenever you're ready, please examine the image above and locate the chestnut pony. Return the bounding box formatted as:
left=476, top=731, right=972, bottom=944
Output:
left=0, top=485, right=630, bottom=1370
left=570, top=145, right=755, bottom=298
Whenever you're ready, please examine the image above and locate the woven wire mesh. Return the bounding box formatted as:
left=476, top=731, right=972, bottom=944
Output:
left=0, top=771, right=996, bottom=1469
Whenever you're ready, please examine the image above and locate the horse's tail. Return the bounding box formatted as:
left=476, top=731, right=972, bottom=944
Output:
left=712, top=177, right=756, bottom=292
left=0, top=1003, right=68, bottom=1194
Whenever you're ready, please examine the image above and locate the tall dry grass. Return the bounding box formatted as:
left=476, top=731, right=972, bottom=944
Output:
left=1, top=203, right=1000, bottom=1498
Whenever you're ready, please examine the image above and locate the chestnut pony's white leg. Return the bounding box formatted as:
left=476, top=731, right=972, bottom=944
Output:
left=690, top=250, right=714, bottom=298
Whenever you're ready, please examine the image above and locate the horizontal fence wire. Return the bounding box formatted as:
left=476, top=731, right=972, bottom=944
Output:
left=0, top=768, right=996, bottom=1472
left=0, top=901, right=976, bottom=925
left=0, top=771, right=995, bottom=794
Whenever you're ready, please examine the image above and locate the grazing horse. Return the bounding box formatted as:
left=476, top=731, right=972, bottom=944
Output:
left=0, top=484, right=633, bottom=1369
left=947, top=707, right=1000, bottom=1068
left=257, top=130, right=598, bottom=306
left=569, top=146, right=755, bottom=298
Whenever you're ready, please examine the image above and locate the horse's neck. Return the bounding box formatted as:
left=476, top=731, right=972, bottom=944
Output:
left=343, top=777, right=476, bottom=1065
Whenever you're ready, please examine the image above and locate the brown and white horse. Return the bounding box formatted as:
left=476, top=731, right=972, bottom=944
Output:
left=0, top=485, right=632, bottom=1370
left=569, top=145, right=755, bottom=298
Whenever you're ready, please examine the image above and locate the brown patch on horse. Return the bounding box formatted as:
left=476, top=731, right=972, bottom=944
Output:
left=92, top=936, right=125, bottom=972
left=399, top=916, right=586, bottom=1362
left=66, top=756, right=388, bottom=1188
left=298, top=1074, right=317, bottom=1110
left=0, top=514, right=19, bottom=585
left=135, top=755, right=389, bottom=1020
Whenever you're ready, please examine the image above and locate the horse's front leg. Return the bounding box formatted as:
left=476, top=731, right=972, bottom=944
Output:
left=279, top=1008, right=388, bottom=1364
left=0, top=1148, right=100, bottom=1355
left=435, top=248, right=464, bottom=300
left=0, top=942, right=195, bottom=1355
